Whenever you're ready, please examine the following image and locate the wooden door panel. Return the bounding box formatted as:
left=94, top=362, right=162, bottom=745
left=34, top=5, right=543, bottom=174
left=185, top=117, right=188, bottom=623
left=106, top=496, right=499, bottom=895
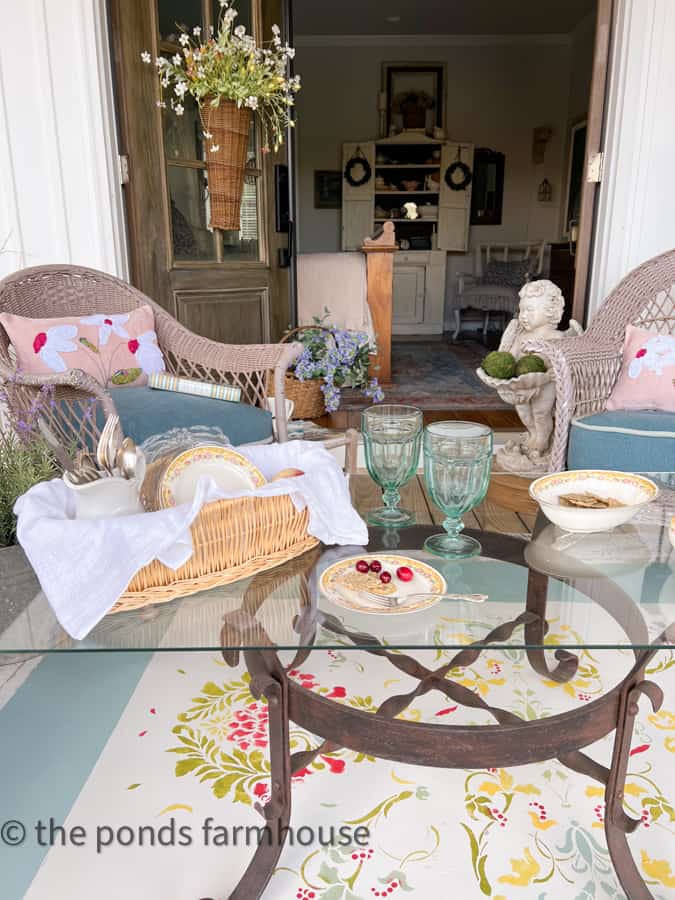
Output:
left=342, top=201, right=375, bottom=251
left=437, top=207, right=470, bottom=252
left=175, top=288, right=271, bottom=344
left=393, top=265, right=425, bottom=324
left=110, top=0, right=289, bottom=342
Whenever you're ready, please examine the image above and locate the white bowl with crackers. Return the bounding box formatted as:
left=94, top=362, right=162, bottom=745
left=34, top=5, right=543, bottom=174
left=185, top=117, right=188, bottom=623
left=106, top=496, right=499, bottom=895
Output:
left=529, top=470, right=658, bottom=533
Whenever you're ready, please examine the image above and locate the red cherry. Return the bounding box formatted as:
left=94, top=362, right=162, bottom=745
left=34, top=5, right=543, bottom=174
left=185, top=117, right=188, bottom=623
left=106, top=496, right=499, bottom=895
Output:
left=355, top=560, right=370, bottom=573
left=369, top=560, right=382, bottom=573
left=396, top=565, right=413, bottom=582
left=380, top=571, right=392, bottom=584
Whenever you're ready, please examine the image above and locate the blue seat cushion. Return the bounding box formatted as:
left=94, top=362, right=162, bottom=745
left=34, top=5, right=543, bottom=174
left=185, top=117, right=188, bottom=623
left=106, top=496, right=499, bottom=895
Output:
left=568, top=409, right=675, bottom=471
left=105, top=386, right=273, bottom=447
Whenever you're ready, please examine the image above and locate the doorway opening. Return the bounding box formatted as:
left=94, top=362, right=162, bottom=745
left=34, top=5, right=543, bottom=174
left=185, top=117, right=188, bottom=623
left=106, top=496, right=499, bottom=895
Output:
left=292, top=0, right=605, bottom=427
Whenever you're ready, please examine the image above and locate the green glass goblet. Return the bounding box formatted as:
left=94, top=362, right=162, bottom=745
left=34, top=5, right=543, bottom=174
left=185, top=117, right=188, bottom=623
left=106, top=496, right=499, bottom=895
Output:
left=362, top=405, right=423, bottom=527
left=423, top=421, right=493, bottom=558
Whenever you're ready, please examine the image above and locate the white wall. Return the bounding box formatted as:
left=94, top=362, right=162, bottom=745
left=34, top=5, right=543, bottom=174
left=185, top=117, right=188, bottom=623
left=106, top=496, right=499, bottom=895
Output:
left=0, top=0, right=127, bottom=280
left=589, top=0, right=675, bottom=316
left=296, top=37, right=574, bottom=257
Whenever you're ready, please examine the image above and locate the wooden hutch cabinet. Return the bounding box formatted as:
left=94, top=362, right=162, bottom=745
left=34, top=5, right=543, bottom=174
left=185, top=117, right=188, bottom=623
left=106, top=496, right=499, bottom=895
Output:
left=341, top=135, right=474, bottom=335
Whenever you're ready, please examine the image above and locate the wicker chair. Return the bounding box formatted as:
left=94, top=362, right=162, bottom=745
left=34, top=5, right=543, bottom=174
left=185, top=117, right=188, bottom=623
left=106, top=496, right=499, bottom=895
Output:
left=526, top=248, right=675, bottom=472
left=0, top=264, right=302, bottom=448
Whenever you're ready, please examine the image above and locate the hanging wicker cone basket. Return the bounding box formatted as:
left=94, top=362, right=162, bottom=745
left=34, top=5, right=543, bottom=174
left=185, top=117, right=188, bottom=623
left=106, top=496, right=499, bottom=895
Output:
left=201, top=97, right=251, bottom=231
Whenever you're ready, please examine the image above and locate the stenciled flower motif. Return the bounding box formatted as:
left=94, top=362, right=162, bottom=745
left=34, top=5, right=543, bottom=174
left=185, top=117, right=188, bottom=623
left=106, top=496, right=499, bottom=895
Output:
left=80, top=313, right=130, bottom=346
left=226, top=701, right=269, bottom=751
left=127, top=331, right=164, bottom=374
left=32, top=324, right=78, bottom=372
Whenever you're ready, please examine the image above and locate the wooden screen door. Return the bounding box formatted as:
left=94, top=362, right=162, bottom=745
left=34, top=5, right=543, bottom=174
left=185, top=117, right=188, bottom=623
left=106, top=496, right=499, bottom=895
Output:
left=110, top=0, right=290, bottom=343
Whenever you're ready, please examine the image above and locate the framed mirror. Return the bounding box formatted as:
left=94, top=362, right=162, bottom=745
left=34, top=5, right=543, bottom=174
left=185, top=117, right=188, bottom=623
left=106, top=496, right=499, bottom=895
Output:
left=470, top=148, right=505, bottom=226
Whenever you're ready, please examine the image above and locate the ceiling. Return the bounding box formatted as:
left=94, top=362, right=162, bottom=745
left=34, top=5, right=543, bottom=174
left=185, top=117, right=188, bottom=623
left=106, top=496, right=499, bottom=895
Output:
left=293, top=0, right=596, bottom=36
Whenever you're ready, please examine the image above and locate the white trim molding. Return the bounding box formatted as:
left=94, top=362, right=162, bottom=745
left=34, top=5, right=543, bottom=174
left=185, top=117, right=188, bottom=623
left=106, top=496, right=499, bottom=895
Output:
left=0, top=0, right=128, bottom=280
left=589, top=0, right=675, bottom=316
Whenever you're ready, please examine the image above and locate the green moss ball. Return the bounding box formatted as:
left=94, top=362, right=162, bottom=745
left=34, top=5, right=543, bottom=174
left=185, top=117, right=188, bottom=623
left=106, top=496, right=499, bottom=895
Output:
left=481, top=351, right=516, bottom=380
left=515, top=354, right=547, bottom=376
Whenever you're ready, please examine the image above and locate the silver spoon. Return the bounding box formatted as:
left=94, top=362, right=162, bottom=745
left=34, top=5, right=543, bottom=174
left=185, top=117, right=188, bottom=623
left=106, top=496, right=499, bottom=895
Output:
left=115, top=437, right=137, bottom=480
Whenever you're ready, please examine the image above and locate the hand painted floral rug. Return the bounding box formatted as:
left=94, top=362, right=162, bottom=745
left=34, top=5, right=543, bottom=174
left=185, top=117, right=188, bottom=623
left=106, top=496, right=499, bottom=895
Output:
left=4, top=613, right=672, bottom=900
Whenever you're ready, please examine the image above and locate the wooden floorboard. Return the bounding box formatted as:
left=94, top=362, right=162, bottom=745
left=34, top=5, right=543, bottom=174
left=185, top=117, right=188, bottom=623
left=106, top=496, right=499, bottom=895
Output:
left=351, top=474, right=531, bottom=535
left=317, top=409, right=521, bottom=430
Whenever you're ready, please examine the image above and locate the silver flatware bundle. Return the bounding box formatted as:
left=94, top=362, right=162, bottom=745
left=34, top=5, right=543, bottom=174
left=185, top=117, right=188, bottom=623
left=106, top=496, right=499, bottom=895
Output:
left=39, top=415, right=139, bottom=484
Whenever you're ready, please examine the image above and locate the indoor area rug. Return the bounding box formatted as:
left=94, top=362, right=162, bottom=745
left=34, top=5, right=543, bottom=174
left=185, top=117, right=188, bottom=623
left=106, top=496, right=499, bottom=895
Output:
left=1, top=599, right=673, bottom=899
left=340, top=339, right=509, bottom=411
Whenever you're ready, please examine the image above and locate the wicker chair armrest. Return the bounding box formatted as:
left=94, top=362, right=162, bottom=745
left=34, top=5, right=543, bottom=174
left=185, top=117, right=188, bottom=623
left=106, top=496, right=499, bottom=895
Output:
left=524, top=334, right=623, bottom=471
left=156, top=316, right=303, bottom=442
left=157, top=315, right=301, bottom=375
left=0, top=364, right=111, bottom=400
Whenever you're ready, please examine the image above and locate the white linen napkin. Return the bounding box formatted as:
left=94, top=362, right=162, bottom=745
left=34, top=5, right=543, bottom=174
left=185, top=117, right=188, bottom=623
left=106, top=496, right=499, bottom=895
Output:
left=14, top=441, right=367, bottom=640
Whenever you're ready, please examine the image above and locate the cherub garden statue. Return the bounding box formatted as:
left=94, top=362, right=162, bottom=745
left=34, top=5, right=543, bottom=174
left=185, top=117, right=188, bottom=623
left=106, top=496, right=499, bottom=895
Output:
left=476, top=280, right=583, bottom=472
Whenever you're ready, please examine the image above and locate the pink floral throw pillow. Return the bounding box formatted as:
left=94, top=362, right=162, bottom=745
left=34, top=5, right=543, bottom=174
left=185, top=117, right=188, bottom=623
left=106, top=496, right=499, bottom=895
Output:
left=606, top=324, right=675, bottom=412
left=0, top=305, right=165, bottom=388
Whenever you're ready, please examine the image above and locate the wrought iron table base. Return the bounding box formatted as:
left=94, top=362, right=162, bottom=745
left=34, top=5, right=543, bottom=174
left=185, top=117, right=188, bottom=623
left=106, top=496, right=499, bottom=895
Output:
left=222, top=533, right=667, bottom=900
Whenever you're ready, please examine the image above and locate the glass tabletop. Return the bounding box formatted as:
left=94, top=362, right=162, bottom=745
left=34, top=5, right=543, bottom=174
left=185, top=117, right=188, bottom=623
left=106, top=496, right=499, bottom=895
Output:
left=0, top=492, right=673, bottom=655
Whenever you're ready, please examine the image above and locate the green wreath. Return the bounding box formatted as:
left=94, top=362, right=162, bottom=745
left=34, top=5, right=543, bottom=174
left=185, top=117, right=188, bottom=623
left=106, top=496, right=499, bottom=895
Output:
left=344, top=151, right=372, bottom=188
left=445, top=160, right=472, bottom=191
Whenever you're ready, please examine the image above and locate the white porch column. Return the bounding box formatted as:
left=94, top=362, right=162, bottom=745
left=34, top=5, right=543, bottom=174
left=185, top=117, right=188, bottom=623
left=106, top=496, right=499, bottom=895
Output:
left=0, top=0, right=127, bottom=279
left=589, top=0, right=675, bottom=315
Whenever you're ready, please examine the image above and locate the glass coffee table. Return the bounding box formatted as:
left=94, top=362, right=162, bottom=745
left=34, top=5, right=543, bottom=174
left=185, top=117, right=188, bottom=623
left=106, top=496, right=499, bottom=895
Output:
left=0, top=491, right=673, bottom=900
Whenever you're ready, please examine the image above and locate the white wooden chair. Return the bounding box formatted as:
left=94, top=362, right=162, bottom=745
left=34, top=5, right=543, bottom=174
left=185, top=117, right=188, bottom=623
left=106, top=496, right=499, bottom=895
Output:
left=453, top=241, right=546, bottom=339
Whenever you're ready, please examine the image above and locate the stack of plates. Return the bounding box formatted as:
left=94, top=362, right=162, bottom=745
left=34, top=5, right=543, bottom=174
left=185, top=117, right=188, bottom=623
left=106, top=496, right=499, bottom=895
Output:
left=141, top=444, right=266, bottom=511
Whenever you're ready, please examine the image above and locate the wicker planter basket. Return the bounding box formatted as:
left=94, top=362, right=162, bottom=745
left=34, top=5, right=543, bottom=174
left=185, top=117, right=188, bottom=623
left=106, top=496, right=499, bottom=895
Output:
left=201, top=98, right=251, bottom=231
left=112, top=459, right=319, bottom=612
left=268, top=326, right=336, bottom=420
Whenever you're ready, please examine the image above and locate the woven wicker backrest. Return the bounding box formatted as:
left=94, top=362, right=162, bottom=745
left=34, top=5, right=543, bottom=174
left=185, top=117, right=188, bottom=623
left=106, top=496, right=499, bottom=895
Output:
left=588, top=248, right=675, bottom=342
left=0, top=265, right=158, bottom=363
left=0, top=264, right=289, bottom=419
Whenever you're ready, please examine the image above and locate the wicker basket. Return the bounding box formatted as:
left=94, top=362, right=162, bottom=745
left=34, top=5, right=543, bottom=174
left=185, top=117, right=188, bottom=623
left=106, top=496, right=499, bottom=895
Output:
left=112, top=459, right=319, bottom=612
left=201, top=98, right=251, bottom=231
left=268, top=326, right=335, bottom=419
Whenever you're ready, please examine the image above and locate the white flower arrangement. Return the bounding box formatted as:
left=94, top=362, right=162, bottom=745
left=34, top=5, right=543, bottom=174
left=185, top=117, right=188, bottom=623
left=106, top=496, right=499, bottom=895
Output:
left=141, top=0, right=300, bottom=152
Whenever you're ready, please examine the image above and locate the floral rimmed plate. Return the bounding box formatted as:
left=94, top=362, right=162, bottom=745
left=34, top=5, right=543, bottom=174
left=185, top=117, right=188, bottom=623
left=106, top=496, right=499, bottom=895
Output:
left=319, top=554, right=446, bottom=616
left=160, top=445, right=266, bottom=508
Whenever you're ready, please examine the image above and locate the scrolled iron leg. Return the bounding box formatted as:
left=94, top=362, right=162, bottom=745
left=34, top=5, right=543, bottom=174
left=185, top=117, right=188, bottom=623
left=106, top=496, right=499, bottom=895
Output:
left=605, top=679, right=664, bottom=900
left=524, top=569, right=579, bottom=683
left=228, top=650, right=292, bottom=900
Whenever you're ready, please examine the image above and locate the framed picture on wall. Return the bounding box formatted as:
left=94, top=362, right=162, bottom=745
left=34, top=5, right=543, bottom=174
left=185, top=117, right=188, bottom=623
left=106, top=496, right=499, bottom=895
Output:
left=314, top=170, right=342, bottom=209
left=382, top=63, right=445, bottom=136
left=563, top=119, right=587, bottom=237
